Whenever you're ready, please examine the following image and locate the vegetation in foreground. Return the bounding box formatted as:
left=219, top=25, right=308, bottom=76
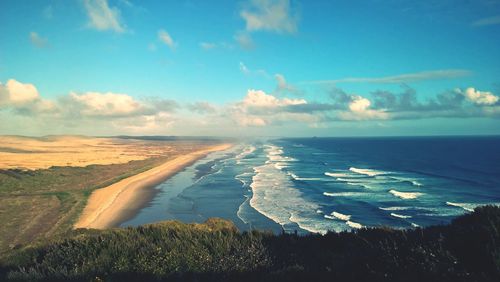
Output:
left=1, top=206, right=499, bottom=282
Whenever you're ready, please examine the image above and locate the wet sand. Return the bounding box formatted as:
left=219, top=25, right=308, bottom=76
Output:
left=74, top=144, right=233, bottom=229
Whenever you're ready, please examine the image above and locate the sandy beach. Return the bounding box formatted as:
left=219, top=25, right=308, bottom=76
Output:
left=74, top=143, right=233, bottom=229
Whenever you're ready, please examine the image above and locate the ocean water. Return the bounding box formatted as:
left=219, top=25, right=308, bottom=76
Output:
left=121, top=136, right=500, bottom=234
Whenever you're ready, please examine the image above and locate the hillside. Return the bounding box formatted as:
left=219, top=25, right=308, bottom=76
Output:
left=1, top=206, right=499, bottom=281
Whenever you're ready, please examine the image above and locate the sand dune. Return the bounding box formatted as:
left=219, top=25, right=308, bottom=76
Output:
left=74, top=143, right=233, bottom=229
left=0, top=136, right=179, bottom=170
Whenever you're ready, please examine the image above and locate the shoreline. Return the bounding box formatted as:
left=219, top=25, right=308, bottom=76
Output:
left=74, top=143, right=233, bottom=229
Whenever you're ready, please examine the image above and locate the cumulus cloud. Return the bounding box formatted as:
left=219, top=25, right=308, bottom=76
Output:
left=240, top=0, right=298, bottom=33
left=0, top=79, right=182, bottom=134
left=354, top=86, right=499, bottom=120
left=158, top=29, right=176, bottom=50
left=69, top=92, right=145, bottom=117
left=307, top=69, right=472, bottom=85
left=83, top=0, right=126, bottom=33
left=459, top=87, right=499, bottom=105
left=2, top=78, right=500, bottom=135
left=349, top=96, right=371, bottom=112
left=0, top=79, right=39, bottom=105
left=66, top=91, right=179, bottom=118
left=112, top=112, right=175, bottom=133
left=227, top=89, right=310, bottom=126
left=29, top=32, right=48, bottom=48
left=243, top=89, right=306, bottom=108
left=0, top=79, right=56, bottom=115
left=339, top=96, right=388, bottom=120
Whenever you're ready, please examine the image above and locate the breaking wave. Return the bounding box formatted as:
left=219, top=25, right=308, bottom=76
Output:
left=331, top=211, right=351, bottom=221
left=390, top=212, right=412, bottom=219
left=389, top=189, right=423, bottom=200
left=346, top=221, right=363, bottom=229
left=349, top=167, right=387, bottom=177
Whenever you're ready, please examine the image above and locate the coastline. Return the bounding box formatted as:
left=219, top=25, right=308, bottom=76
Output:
left=74, top=143, right=233, bottom=229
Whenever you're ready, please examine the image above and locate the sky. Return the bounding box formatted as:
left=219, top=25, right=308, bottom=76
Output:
left=1, top=0, right=500, bottom=137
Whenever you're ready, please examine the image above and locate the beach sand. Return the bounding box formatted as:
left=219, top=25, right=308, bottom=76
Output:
left=74, top=143, right=233, bottom=229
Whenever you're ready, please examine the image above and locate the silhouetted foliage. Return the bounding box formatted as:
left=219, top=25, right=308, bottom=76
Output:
left=1, top=206, right=499, bottom=281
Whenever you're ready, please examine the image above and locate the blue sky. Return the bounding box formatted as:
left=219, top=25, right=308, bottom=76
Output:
left=1, top=0, right=500, bottom=136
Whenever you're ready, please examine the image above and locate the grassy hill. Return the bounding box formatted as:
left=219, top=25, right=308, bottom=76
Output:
left=1, top=206, right=499, bottom=281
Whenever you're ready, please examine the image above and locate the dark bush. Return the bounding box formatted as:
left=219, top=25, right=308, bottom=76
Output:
left=1, top=206, right=499, bottom=281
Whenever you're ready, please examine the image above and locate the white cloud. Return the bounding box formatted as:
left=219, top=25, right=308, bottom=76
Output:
left=158, top=29, right=176, bottom=50
left=307, top=69, right=472, bottom=85
left=228, top=89, right=309, bottom=126
left=69, top=91, right=145, bottom=117
left=0, top=79, right=57, bottom=115
left=349, top=96, right=371, bottom=112
left=3, top=78, right=500, bottom=136
left=338, top=96, right=388, bottom=120
left=112, top=112, right=175, bottom=133
left=0, top=79, right=40, bottom=105
left=243, top=89, right=305, bottom=107
left=472, top=15, right=500, bottom=27
left=459, top=87, right=499, bottom=105
left=240, top=0, right=298, bottom=33
left=29, top=32, right=48, bottom=48
left=83, top=0, right=126, bottom=33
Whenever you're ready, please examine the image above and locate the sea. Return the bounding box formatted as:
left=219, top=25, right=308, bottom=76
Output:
left=121, top=136, right=500, bottom=234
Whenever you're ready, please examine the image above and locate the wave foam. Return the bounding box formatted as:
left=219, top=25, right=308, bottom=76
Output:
left=390, top=212, right=412, bottom=219
left=349, top=167, right=386, bottom=177
left=332, top=211, right=351, bottom=221
left=323, top=192, right=364, bottom=197
left=249, top=143, right=325, bottom=234
left=325, top=172, right=352, bottom=178
left=346, top=220, right=363, bottom=229
left=379, top=206, right=411, bottom=211
left=389, top=189, right=423, bottom=200
left=390, top=176, right=423, bottom=187
left=446, top=201, right=476, bottom=212
left=235, top=145, right=256, bottom=164
left=288, top=172, right=324, bottom=181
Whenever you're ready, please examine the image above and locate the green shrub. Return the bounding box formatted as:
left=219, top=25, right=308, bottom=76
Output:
left=1, top=207, right=499, bottom=281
